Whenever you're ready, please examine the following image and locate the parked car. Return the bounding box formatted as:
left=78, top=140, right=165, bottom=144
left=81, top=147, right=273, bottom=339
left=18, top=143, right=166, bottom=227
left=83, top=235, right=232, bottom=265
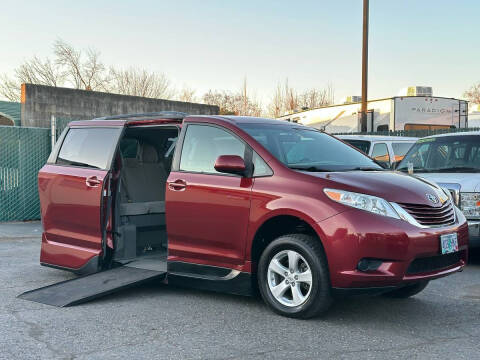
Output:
left=396, top=132, right=480, bottom=248
left=37, top=113, right=468, bottom=318
left=336, top=135, right=417, bottom=168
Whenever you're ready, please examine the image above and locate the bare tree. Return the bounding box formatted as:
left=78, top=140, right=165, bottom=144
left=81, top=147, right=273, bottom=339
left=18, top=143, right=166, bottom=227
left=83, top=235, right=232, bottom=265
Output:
left=298, top=83, right=335, bottom=110
left=268, top=79, right=335, bottom=117
left=177, top=85, right=197, bottom=103
left=109, top=67, right=174, bottom=99
left=0, top=56, right=65, bottom=101
left=54, top=39, right=109, bottom=91
left=0, top=75, right=23, bottom=101
left=202, top=90, right=237, bottom=115
left=268, top=83, right=285, bottom=118
left=0, top=39, right=176, bottom=101
left=202, top=78, right=262, bottom=116
left=238, top=77, right=262, bottom=116
left=464, top=83, right=480, bottom=103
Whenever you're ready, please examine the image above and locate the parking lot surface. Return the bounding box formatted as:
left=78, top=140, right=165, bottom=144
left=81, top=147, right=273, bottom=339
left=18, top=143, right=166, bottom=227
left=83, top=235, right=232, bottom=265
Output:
left=1, top=222, right=479, bottom=360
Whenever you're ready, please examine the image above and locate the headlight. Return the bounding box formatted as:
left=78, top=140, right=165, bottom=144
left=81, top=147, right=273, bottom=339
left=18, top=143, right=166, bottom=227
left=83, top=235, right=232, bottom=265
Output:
left=460, top=192, right=480, bottom=219
left=324, top=188, right=400, bottom=219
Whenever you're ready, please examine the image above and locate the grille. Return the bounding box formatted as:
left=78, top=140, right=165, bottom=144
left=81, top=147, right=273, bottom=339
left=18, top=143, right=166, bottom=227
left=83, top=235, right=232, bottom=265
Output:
left=407, top=252, right=462, bottom=275
left=399, top=201, right=455, bottom=227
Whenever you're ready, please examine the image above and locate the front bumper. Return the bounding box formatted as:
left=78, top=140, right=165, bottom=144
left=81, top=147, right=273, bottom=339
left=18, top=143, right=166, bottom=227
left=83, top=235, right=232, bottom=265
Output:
left=315, top=208, right=469, bottom=289
left=467, top=220, right=480, bottom=248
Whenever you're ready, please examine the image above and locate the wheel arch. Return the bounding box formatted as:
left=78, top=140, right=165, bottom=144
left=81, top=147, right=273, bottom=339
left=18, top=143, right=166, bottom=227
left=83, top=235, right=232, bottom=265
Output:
left=249, top=212, right=327, bottom=274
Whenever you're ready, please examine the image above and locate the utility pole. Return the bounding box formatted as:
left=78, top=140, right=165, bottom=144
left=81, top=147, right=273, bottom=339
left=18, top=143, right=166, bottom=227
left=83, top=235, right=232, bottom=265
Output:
left=360, top=0, right=369, bottom=132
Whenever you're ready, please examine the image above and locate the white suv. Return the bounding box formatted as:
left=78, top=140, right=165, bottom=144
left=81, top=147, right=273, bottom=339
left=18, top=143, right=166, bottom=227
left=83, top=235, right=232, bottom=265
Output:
left=337, top=135, right=418, bottom=168
left=396, top=132, right=480, bottom=247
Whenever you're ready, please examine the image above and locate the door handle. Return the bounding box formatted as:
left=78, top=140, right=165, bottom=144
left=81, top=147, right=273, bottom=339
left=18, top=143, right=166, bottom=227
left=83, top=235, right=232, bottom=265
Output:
left=168, top=179, right=187, bottom=191
left=86, top=176, right=101, bottom=187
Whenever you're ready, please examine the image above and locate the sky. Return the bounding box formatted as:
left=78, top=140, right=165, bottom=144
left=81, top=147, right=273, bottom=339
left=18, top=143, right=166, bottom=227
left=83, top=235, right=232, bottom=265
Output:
left=1, top=0, right=479, bottom=105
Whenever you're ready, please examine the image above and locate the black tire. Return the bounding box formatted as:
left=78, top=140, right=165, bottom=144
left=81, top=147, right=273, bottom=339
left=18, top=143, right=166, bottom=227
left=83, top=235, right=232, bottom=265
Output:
left=383, top=281, right=429, bottom=298
left=257, top=234, right=332, bottom=319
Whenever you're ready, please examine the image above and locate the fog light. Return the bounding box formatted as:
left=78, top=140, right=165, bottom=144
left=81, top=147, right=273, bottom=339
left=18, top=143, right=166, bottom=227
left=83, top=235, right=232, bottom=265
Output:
left=357, top=258, right=383, bottom=272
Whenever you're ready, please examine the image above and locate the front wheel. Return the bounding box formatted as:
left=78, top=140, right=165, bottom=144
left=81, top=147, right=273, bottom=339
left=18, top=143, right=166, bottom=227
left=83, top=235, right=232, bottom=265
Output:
left=257, top=234, right=332, bottom=319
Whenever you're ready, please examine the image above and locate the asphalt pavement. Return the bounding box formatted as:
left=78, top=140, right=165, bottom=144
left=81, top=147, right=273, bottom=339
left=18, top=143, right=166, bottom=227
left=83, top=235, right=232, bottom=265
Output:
left=1, top=222, right=479, bottom=360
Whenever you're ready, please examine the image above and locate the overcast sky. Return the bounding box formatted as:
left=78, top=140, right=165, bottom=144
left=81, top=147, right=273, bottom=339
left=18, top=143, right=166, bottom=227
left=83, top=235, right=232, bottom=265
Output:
left=1, top=0, right=479, bottom=104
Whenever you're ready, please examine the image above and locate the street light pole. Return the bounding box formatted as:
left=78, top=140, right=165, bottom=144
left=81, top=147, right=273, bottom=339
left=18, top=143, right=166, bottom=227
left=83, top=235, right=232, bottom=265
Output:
left=361, top=0, right=369, bottom=132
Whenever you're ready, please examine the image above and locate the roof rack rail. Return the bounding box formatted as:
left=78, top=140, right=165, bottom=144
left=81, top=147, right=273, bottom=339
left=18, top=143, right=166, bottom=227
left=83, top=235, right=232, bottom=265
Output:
left=94, top=111, right=189, bottom=120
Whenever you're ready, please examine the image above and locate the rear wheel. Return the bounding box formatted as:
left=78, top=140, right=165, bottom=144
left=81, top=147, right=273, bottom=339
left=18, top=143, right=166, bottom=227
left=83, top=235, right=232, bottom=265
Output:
left=383, top=281, right=429, bottom=298
left=257, top=234, right=332, bottom=319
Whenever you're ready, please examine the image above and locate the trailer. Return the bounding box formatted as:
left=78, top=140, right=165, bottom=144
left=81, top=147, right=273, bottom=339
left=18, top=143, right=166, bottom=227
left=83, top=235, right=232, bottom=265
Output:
left=279, top=96, right=468, bottom=133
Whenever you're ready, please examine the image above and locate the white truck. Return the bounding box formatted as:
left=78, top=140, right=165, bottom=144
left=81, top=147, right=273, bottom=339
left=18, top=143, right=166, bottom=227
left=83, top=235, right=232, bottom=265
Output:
left=396, top=132, right=480, bottom=248
left=336, top=135, right=417, bottom=168
left=279, top=96, right=469, bottom=133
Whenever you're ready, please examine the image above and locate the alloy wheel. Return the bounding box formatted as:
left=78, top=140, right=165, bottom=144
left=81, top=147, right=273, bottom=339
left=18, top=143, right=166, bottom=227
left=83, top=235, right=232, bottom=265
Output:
left=267, top=250, right=313, bottom=307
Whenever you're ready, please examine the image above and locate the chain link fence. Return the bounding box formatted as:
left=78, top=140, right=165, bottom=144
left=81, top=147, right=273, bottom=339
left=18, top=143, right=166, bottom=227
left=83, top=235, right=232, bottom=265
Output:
left=0, top=126, right=51, bottom=221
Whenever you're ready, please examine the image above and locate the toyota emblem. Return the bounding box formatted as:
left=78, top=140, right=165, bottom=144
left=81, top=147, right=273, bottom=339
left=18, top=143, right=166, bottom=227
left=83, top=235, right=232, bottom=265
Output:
left=426, top=194, right=439, bottom=204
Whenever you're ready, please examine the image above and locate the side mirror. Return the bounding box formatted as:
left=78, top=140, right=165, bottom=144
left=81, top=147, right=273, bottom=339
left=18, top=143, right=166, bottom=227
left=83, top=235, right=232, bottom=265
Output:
left=214, top=155, right=246, bottom=176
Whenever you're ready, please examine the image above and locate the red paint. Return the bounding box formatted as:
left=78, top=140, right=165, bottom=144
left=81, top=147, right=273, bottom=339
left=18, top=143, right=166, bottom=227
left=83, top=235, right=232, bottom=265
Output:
left=39, top=165, right=107, bottom=269
left=166, top=172, right=252, bottom=266
left=39, top=115, right=469, bottom=290
left=214, top=155, right=246, bottom=174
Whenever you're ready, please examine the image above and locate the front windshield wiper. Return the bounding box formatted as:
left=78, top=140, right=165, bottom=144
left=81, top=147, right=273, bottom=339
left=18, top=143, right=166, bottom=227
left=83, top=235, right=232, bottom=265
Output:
left=347, top=166, right=384, bottom=171
left=435, top=166, right=480, bottom=173
left=396, top=167, right=434, bottom=173
left=289, top=166, right=332, bottom=172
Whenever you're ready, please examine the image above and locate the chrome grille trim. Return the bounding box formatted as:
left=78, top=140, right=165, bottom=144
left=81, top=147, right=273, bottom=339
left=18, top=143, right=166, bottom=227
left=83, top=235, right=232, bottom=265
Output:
left=398, top=201, right=456, bottom=227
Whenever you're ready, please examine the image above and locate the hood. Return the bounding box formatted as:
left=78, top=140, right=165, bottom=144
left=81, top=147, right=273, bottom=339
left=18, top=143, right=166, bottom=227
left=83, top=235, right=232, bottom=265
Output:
left=414, top=173, right=480, bottom=193
left=307, top=171, right=447, bottom=207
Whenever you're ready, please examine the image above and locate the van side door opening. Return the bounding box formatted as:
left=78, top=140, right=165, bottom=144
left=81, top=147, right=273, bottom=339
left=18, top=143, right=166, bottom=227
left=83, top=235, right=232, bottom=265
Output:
left=39, top=126, right=123, bottom=274
left=111, top=125, right=179, bottom=272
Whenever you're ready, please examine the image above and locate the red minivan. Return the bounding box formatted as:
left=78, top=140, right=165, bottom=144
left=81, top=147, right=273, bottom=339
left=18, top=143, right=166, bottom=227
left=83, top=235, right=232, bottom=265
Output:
left=37, top=112, right=469, bottom=318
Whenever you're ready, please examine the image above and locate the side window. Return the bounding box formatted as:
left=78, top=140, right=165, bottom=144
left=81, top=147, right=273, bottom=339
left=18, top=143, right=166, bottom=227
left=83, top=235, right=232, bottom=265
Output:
left=392, top=142, right=414, bottom=162
left=120, top=138, right=139, bottom=159
left=57, top=128, right=121, bottom=169
left=410, top=143, right=430, bottom=168
left=180, top=125, right=246, bottom=174
left=371, top=143, right=390, bottom=164
left=469, top=145, right=480, bottom=166
left=253, top=152, right=273, bottom=177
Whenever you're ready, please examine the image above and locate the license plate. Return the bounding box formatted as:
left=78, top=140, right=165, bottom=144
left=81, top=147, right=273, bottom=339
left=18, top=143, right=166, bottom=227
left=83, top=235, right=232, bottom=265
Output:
left=440, top=233, right=458, bottom=254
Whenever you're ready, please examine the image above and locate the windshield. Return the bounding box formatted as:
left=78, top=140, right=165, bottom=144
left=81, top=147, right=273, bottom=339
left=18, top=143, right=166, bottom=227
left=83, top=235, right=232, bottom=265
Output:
left=391, top=142, right=415, bottom=162
left=397, top=135, right=480, bottom=173
left=342, top=139, right=371, bottom=154
left=238, top=123, right=382, bottom=172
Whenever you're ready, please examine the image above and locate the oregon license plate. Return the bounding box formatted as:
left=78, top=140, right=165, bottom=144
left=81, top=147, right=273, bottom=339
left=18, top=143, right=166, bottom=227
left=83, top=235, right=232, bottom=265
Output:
left=440, top=233, right=458, bottom=254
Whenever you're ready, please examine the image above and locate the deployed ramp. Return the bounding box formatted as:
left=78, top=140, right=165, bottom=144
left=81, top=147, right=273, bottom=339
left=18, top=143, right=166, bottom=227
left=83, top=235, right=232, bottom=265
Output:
left=18, top=266, right=166, bottom=307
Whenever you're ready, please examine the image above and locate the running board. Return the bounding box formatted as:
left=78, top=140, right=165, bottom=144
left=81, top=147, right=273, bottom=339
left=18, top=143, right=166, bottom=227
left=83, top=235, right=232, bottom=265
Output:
left=18, top=266, right=166, bottom=307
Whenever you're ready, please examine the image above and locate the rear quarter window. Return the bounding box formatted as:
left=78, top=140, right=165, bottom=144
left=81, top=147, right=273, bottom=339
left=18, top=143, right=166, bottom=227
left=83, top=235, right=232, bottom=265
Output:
left=56, top=127, right=122, bottom=169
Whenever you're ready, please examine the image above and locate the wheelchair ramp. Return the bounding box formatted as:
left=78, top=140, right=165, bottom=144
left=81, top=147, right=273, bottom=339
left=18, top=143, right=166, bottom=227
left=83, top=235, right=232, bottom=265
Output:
left=18, top=266, right=166, bottom=307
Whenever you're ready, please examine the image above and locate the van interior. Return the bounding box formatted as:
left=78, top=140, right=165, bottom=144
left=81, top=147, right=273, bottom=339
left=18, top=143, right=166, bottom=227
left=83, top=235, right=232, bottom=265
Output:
left=111, top=126, right=178, bottom=271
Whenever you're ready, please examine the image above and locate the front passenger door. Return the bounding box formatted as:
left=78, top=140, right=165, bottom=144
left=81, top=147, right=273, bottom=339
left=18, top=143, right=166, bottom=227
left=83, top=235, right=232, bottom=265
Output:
left=166, top=124, right=252, bottom=268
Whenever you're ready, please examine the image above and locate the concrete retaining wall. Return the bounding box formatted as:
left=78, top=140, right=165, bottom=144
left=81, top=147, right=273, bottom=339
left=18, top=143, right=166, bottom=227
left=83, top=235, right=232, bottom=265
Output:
left=21, top=84, right=219, bottom=128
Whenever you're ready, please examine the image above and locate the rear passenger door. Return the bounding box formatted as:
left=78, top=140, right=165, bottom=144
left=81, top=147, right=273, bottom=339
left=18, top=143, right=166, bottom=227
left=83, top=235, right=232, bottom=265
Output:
left=39, top=126, right=123, bottom=272
left=166, top=123, right=253, bottom=268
